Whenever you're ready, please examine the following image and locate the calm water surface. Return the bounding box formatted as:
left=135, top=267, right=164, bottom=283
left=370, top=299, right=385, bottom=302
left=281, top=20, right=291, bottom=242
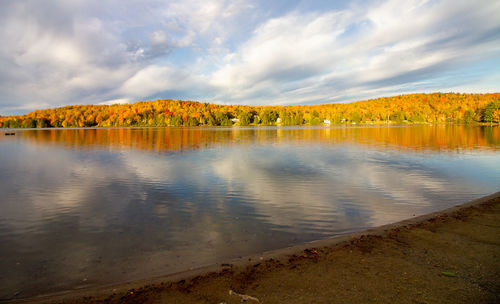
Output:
left=0, top=125, right=499, bottom=299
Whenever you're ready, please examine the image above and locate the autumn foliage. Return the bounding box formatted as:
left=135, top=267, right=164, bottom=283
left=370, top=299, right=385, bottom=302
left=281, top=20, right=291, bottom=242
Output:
left=1, top=93, right=499, bottom=128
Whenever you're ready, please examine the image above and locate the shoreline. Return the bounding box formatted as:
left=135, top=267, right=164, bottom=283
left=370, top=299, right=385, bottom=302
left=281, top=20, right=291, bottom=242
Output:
left=10, top=191, right=500, bottom=303
left=1, top=122, right=499, bottom=131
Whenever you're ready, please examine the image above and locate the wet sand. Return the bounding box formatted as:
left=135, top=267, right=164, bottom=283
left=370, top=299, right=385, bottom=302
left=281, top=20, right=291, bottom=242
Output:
left=11, top=192, right=500, bottom=304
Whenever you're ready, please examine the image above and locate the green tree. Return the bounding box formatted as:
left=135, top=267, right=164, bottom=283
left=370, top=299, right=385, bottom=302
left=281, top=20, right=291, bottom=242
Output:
left=390, top=111, right=405, bottom=123
left=482, top=100, right=500, bottom=123
left=349, top=111, right=361, bottom=123
left=170, top=116, right=183, bottom=126
left=463, top=110, right=474, bottom=124
left=186, top=117, right=200, bottom=126
left=237, top=111, right=252, bottom=126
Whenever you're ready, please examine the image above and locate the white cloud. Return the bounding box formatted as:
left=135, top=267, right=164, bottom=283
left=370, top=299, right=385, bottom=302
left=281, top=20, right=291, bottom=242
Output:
left=206, top=0, right=500, bottom=105
left=99, top=97, right=132, bottom=105
left=118, top=65, right=204, bottom=97
left=0, top=0, right=499, bottom=114
left=210, top=11, right=347, bottom=91
left=150, top=30, right=168, bottom=45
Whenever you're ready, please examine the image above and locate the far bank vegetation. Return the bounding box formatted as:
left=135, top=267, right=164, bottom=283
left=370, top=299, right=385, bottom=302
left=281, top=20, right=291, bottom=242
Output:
left=1, top=93, right=499, bottom=128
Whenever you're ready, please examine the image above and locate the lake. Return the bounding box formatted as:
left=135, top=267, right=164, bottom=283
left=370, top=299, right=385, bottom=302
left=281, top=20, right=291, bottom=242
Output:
left=0, top=125, right=499, bottom=299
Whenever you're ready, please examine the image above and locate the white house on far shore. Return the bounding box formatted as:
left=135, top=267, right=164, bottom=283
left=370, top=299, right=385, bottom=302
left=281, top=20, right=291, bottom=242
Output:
left=323, top=120, right=331, bottom=124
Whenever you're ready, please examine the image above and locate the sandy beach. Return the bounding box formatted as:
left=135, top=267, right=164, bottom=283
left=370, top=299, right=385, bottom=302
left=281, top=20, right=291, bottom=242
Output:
left=10, top=191, right=500, bottom=304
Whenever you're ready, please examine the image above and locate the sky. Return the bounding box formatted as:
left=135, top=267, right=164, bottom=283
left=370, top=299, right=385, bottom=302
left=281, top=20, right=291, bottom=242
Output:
left=0, top=0, right=499, bottom=115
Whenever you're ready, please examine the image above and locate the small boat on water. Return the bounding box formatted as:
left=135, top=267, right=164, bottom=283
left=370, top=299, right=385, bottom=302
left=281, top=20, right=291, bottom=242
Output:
left=4, top=132, right=15, bottom=136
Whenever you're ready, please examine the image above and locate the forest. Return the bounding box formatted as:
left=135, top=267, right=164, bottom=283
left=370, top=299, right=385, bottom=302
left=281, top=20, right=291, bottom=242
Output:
left=1, top=93, right=499, bottom=128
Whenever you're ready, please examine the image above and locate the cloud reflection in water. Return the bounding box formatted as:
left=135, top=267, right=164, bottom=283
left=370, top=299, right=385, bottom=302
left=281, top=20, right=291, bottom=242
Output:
left=0, top=126, right=498, bottom=298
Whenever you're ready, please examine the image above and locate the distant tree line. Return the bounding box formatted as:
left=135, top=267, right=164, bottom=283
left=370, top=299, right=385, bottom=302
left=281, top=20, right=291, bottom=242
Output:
left=1, top=93, right=499, bottom=128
